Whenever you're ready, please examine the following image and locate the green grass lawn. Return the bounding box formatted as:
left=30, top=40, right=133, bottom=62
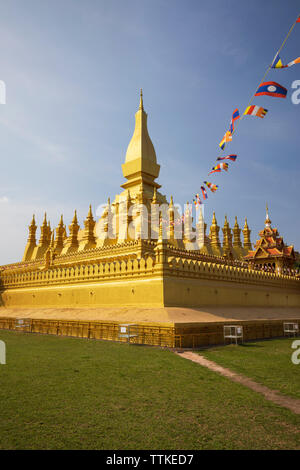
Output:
left=0, top=331, right=299, bottom=450
left=200, top=338, right=300, bottom=400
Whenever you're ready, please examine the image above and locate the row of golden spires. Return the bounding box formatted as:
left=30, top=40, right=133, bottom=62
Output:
left=23, top=201, right=252, bottom=261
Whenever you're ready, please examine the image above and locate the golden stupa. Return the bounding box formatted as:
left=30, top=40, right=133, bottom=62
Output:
left=0, top=91, right=299, bottom=333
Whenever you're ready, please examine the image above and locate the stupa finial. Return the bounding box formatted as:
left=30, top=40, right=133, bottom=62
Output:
left=265, top=203, right=271, bottom=228
left=139, top=88, right=144, bottom=111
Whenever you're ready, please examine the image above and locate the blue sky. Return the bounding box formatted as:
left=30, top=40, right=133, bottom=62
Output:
left=0, top=0, right=299, bottom=264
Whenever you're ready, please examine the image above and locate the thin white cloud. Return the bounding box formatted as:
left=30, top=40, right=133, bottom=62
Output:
left=0, top=115, right=68, bottom=163
left=221, top=41, right=249, bottom=66
left=0, top=196, right=9, bottom=203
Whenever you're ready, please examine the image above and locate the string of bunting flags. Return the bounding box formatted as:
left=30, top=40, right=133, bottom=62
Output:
left=191, top=13, right=300, bottom=212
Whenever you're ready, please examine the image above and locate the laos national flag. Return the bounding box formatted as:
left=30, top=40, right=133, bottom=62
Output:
left=255, top=81, right=287, bottom=98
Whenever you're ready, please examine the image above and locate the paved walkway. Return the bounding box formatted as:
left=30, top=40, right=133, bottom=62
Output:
left=176, top=351, right=300, bottom=415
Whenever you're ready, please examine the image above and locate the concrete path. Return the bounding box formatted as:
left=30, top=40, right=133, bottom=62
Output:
left=176, top=351, right=300, bottom=415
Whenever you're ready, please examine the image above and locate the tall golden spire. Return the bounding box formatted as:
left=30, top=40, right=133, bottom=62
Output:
left=122, top=90, right=160, bottom=192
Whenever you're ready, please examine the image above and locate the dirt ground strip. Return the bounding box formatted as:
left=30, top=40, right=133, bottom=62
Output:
left=1, top=306, right=300, bottom=323
left=176, top=351, right=300, bottom=415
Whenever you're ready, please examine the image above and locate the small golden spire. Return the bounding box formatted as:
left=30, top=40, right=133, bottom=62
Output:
left=210, top=212, right=221, bottom=250
left=223, top=216, right=230, bottom=236
left=233, top=217, right=242, bottom=250
left=30, top=214, right=36, bottom=227
left=170, top=195, right=174, bottom=207
left=54, top=215, right=65, bottom=253
left=72, top=209, right=78, bottom=224
left=26, top=214, right=37, bottom=245
left=66, top=210, right=80, bottom=252
left=38, top=212, right=50, bottom=245
left=81, top=205, right=96, bottom=247
left=243, top=217, right=252, bottom=251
